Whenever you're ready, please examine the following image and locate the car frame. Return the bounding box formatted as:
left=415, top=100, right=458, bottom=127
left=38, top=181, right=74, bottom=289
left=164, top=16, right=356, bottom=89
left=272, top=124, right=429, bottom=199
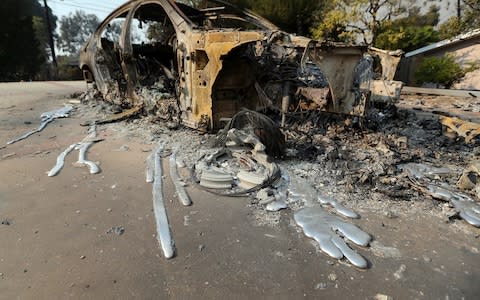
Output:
left=80, top=0, right=371, bottom=131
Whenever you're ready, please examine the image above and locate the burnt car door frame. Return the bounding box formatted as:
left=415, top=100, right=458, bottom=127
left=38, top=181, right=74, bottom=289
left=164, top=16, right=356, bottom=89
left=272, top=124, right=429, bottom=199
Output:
left=88, top=5, right=133, bottom=100
left=119, top=0, right=193, bottom=107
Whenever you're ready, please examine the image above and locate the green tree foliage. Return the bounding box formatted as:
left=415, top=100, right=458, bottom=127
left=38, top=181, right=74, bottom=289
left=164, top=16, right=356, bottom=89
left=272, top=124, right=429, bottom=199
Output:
left=59, top=10, right=100, bottom=55
left=438, top=17, right=464, bottom=40
left=0, top=0, right=45, bottom=81
left=241, top=0, right=324, bottom=35
left=310, top=8, right=353, bottom=42
left=311, top=0, right=442, bottom=51
left=458, top=0, right=480, bottom=31
left=374, top=26, right=438, bottom=51
left=415, top=54, right=465, bottom=88
left=311, top=0, right=405, bottom=44
left=182, top=0, right=324, bottom=35
left=439, top=0, right=480, bottom=39
left=373, top=6, right=440, bottom=51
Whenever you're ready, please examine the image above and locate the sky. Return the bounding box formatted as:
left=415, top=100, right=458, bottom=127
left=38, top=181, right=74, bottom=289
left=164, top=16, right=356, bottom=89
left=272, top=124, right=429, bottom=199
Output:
left=47, top=0, right=127, bottom=20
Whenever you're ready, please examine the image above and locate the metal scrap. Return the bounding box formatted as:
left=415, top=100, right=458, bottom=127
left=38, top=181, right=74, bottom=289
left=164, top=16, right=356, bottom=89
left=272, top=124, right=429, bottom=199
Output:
left=440, top=116, right=480, bottom=143
left=191, top=128, right=373, bottom=267
left=369, top=80, right=404, bottom=103
left=405, top=163, right=480, bottom=227
left=265, top=199, right=288, bottom=212
left=199, top=169, right=234, bottom=189
left=7, top=105, right=73, bottom=145
left=80, top=105, right=143, bottom=126
left=194, top=111, right=283, bottom=196
left=426, top=184, right=480, bottom=227
left=400, top=163, right=453, bottom=180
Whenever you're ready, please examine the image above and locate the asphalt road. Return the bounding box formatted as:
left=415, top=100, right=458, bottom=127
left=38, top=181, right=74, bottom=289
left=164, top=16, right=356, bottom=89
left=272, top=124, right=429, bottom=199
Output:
left=0, top=81, right=479, bottom=299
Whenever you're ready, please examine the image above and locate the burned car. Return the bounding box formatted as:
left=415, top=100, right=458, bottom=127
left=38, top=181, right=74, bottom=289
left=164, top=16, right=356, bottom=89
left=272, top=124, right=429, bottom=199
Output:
left=80, top=0, right=372, bottom=131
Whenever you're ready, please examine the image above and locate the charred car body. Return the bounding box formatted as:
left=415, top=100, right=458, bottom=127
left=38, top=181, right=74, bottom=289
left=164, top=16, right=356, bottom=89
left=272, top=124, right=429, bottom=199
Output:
left=80, top=0, right=396, bottom=131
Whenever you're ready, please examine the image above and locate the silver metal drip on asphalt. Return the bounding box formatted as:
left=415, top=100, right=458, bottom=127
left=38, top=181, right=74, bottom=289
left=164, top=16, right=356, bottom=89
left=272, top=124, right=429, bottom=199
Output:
left=146, top=152, right=154, bottom=183
left=294, top=205, right=371, bottom=269
left=426, top=184, right=480, bottom=227
left=169, top=152, right=192, bottom=206
left=7, top=105, right=74, bottom=145
left=403, top=163, right=480, bottom=227
left=286, top=172, right=371, bottom=268
left=47, top=144, right=76, bottom=177
left=148, top=143, right=175, bottom=259
left=317, top=193, right=360, bottom=219
left=47, top=124, right=101, bottom=176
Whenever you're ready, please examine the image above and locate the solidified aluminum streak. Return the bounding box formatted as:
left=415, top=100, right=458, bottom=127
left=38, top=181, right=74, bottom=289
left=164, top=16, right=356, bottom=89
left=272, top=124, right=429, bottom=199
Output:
left=75, top=125, right=100, bottom=174
left=151, top=144, right=175, bottom=258
left=7, top=105, right=74, bottom=145
left=287, top=175, right=359, bottom=218
left=265, top=191, right=288, bottom=211
left=317, top=193, right=359, bottom=219
left=169, top=153, right=191, bottom=206
left=427, top=184, right=480, bottom=227
left=294, top=206, right=371, bottom=269
left=76, top=142, right=100, bottom=174
left=47, top=144, right=76, bottom=177
left=146, top=152, right=154, bottom=183
left=266, top=199, right=287, bottom=211
left=47, top=125, right=100, bottom=176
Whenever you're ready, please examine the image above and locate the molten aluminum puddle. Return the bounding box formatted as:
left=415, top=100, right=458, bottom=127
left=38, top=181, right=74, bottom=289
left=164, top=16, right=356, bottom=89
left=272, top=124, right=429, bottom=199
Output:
left=287, top=173, right=371, bottom=268
left=7, top=105, right=74, bottom=145
left=294, top=206, right=371, bottom=269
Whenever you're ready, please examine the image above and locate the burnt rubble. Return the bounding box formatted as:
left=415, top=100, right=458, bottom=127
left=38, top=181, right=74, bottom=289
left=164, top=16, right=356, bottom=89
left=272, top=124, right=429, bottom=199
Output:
left=12, top=89, right=477, bottom=269
left=69, top=0, right=480, bottom=270
left=89, top=92, right=474, bottom=267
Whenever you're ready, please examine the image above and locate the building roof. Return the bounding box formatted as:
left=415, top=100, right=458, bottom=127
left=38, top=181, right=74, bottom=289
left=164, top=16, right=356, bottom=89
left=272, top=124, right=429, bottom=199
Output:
left=405, top=28, right=480, bottom=58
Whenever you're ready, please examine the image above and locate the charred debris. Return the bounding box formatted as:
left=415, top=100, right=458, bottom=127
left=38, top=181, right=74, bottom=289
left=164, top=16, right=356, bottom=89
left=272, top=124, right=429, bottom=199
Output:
left=76, top=74, right=480, bottom=267
left=75, top=0, right=480, bottom=267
